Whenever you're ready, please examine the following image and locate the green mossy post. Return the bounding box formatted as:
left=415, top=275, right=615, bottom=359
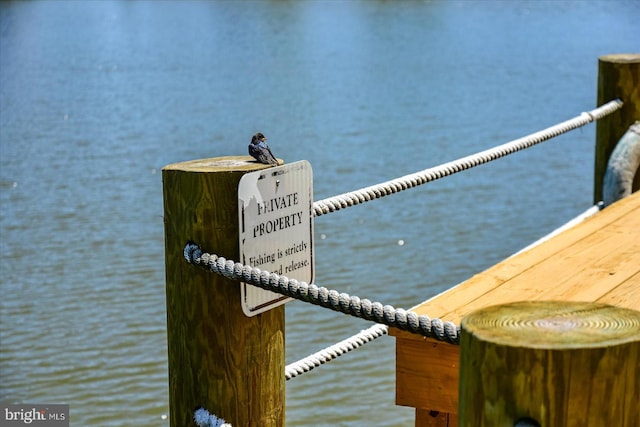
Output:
left=458, top=301, right=640, bottom=427
left=163, top=156, right=285, bottom=427
left=594, top=53, right=640, bottom=203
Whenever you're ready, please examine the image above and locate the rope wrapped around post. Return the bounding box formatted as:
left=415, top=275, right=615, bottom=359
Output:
left=194, top=407, right=232, bottom=427
left=184, top=242, right=460, bottom=344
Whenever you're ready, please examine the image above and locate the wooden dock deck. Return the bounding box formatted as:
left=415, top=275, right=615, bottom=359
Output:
left=390, top=190, right=640, bottom=427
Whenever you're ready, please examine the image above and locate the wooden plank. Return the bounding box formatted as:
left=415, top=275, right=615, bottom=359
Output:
left=596, top=272, right=640, bottom=310
left=449, top=216, right=639, bottom=321
left=396, top=337, right=459, bottom=413
left=391, top=191, right=640, bottom=340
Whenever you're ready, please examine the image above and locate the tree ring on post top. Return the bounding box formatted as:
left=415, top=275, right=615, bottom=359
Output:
left=461, top=301, right=640, bottom=349
left=163, top=156, right=282, bottom=173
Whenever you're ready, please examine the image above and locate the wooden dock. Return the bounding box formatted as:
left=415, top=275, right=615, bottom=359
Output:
left=390, top=190, right=640, bottom=427
left=161, top=55, right=639, bottom=426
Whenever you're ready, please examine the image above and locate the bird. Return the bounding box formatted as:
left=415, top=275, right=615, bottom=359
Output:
left=248, top=132, right=278, bottom=165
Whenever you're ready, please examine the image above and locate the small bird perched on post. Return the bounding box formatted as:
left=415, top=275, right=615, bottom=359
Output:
left=248, top=132, right=278, bottom=165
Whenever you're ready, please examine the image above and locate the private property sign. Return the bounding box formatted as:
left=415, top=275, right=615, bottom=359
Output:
left=238, top=161, right=314, bottom=316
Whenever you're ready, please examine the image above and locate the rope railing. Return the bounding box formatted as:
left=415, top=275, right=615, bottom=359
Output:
left=183, top=101, right=623, bottom=392
left=312, top=100, right=623, bottom=217
left=184, top=242, right=461, bottom=344
left=285, top=324, right=388, bottom=380
left=179, top=101, right=626, bottom=426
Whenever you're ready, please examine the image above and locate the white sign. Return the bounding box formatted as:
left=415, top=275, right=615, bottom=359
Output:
left=238, top=160, right=314, bottom=316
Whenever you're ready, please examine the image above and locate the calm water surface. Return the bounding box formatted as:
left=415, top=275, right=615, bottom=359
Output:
left=1, top=1, right=638, bottom=425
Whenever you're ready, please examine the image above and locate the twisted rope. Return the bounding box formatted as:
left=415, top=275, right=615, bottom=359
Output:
left=311, top=100, right=623, bottom=217
left=184, top=242, right=460, bottom=344
left=285, top=324, right=388, bottom=380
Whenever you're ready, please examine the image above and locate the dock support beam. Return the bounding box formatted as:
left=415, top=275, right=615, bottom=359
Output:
left=163, top=156, right=285, bottom=427
left=594, top=53, right=640, bottom=203
left=458, top=301, right=640, bottom=427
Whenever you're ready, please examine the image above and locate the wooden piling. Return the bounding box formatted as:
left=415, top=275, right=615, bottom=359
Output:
left=594, top=53, right=640, bottom=203
left=458, top=301, right=640, bottom=427
left=163, top=156, right=285, bottom=427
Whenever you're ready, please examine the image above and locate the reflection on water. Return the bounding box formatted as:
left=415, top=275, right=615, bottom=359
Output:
left=1, top=1, right=637, bottom=425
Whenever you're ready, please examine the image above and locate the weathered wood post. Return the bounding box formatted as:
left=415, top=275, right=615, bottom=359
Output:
left=458, top=301, right=640, bottom=427
left=163, top=156, right=285, bottom=427
left=594, top=53, right=640, bottom=203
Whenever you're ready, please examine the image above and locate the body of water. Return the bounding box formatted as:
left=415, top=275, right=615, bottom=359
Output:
left=1, top=1, right=638, bottom=425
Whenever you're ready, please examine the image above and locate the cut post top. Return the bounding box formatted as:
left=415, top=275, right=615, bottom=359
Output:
left=462, top=300, right=640, bottom=349
left=599, top=53, right=640, bottom=63
left=163, top=155, right=283, bottom=173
